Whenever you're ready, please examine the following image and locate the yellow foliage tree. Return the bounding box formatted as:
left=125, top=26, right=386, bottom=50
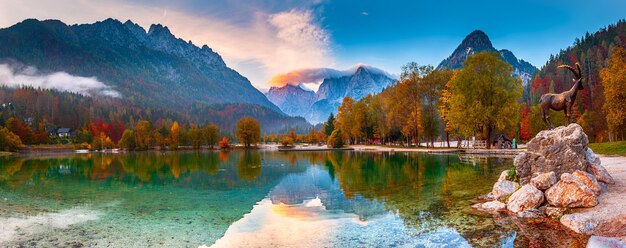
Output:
left=236, top=117, right=261, bottom=147
left=170, top=121, right=180, bottom=149
left=444, top=52, right=522, bottom=149
left=600, top=47, right=626, bottom=141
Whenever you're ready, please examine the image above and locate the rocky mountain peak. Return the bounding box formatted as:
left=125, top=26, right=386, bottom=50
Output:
left=438, top=30, right=538, bottom=85
left=147, top=24, right=173, bottom=38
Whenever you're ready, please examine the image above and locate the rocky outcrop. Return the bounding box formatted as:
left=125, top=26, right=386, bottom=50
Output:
left=492, top=180, right=518, bottom=201
left=530, top=171, right=557, bottom=190
left=507, top=185, right=544, bottom=213
left=572, top=170, right=601, bottom=195
left=545, top=173, right=598, bottom=208
left=476, top=123, right=620, bottom=242
left=586, top=148, right=615, bottom=185
left=515, top=124, right=589, bottom=185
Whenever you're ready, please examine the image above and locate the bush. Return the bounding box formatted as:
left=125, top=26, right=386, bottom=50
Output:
left=327, top=129, right=344, bottom=148
left=506, top=167, right=519, bottom=182
left=280, top=136, right=295, bottom=147
left=0, top=127, right=23, bottom=152
left=219, top=137, right=230, bottom=149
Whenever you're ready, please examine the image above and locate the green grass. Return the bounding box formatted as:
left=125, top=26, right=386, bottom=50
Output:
left=589, top=141, right=626, bottom=156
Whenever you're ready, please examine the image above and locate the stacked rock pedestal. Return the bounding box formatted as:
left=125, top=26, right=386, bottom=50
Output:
left=473, top=124, right=615, bottom=217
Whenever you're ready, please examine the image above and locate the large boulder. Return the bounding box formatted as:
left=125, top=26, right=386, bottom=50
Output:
left=507, top=184, right=544, bottom=213
left=530, top=171, right=557, bottom=190
left=586, top=148, right=615, bottom=185
left=492, top=180, right=519, bottom=201
left=572, top=170, right=601, bottom=195
left=545, top=173, right=598, bottom=208
left=515, top=124, right=589, bottom=185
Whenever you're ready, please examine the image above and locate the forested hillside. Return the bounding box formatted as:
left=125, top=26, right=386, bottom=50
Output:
left=0, top=87, right=309, bottom=141
left=524, top=20, right=626, bottom=142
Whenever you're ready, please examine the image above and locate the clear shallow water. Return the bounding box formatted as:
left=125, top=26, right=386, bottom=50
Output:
left=0, top=151, right=518, bottom=247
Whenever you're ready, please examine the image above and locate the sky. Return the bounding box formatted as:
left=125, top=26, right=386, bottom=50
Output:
left=1, top=0, right=625, bottom=92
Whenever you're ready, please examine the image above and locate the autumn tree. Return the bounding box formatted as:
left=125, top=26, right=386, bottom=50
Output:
left=307, top=127, right=317, bottom=144
left=134, top=120, right=154, bottom=150
left=444, top=52, right=522, bottom=149
left=600, top=47, right=626, bottom=141
left=336, top=97, right=355, bottom=143
left=327, top=129, right=344, bottom=148
left=205, top=124, right=219, bottom=149
left=189, top=125, right=204, bottom=149
left=0, top=127, right=23, bottom=151
left=236, top=116, right=261, bottom=147
left=170, top=121, right=180, bottom=149
left=421, top=69, right=454, bottom=147
left=119, top=129, right=136, bottom=150
left=219, top=137, right=230, bottom=149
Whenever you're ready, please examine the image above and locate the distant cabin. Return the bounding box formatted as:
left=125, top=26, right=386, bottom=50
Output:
left=57, top=128, right=72, bottom=138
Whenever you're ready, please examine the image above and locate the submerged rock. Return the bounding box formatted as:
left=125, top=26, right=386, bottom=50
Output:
left=515, top=124, right=589, bottom=185
left=507, top=184, right=544, bottom=213
left=472, top=200, right=506, bottom=213
left=492, top=180, right=519, bottom=201
left=540, top=206, right=566, bottom=219
left=572, top=170, right=601, bottom=195
left=545, top=173, right=598, bottom=208
left=530, top=171, right=556, bottom=190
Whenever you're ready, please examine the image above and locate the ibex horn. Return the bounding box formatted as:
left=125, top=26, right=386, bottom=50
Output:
left=558, top=64, right=580, bottom=79
left=575, top=63, right=582, bottom=79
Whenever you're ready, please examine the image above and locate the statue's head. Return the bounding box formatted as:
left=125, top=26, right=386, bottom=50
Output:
left=558, top=63, right=583, bottom=90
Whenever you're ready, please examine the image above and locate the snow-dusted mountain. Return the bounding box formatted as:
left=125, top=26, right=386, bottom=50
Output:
left=266, top=84, right=315, bottom=117
left=438, top=30, right=537, bottom=86
left=266, top=65, right=396, bottom=124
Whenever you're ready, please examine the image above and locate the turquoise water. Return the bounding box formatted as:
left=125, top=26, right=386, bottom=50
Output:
left=0, top=151, right=518, bottom=247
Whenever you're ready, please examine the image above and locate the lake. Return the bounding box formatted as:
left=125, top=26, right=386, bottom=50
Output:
left=0, top=151, right=519, bottom=247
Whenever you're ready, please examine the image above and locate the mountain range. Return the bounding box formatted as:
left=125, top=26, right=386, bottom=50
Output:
left=267, top=30, right=536, bottom=124
left=0, top=18, right=309, bottom=132
left=438, top=30, right=538, bottom=86
left=266, top=65, right=396, bottom=124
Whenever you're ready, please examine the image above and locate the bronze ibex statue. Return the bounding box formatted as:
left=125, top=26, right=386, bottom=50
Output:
left=539, top=63, right=584, bottom=129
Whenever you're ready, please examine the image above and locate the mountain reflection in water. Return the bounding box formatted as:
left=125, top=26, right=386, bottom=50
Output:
left=0, top=151, right=518, bottom=247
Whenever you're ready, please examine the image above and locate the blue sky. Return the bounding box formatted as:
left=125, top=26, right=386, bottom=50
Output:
left=1, top=0, right=625, bottom=91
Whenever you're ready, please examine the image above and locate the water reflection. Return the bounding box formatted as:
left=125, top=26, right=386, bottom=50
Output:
left=0, top=151, right=516, bottom=247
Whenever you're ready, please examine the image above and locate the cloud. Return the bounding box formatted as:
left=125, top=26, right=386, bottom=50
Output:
left=0, top=0, right=334, bottom=91
left=268, top=64, right=397, bottom=91
left=361, top=12, right=369, bottom=16
left=0, top=63, right=120, bottom=97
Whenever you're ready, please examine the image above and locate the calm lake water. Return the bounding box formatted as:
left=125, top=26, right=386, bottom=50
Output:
left=0, top=151, right=519, bottom=247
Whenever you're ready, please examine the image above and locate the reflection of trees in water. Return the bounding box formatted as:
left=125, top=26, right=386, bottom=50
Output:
left=322, top=152, right=515, bottom=247
left=236, top=151, right=261, bottom=181
left=0, top=151, right=311, bottom=190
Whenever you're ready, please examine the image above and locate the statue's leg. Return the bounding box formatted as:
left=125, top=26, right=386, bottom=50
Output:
left=564, top=108, right=570, bottom=125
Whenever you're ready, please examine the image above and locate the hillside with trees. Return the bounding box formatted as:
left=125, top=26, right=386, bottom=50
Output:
left=525, top=20, right=626, bottom=142
left=329, top=52, right=521, bottom=148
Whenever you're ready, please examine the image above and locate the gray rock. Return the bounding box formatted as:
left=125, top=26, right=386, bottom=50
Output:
left=507, top=184, right=544, bottom=213
left=586, top=148, right=615, bottom=185
left=498, top=170, right=509, bottom=182
left=472, top=200, right=506, bottom=213
left=515, top=124, right=589, bottom=185
left=530, top=171, right=557, bottom=190
left=545, top=173, right=598, bottom=208
left=492, top=180, right=519, bottom=202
